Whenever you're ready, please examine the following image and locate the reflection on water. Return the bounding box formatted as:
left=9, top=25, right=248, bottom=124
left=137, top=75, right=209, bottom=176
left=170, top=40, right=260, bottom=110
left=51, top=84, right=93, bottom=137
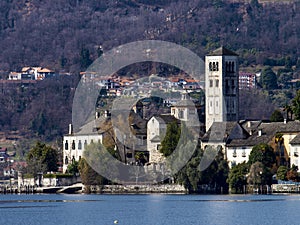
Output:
left=1, top=194, right=300, bottom=225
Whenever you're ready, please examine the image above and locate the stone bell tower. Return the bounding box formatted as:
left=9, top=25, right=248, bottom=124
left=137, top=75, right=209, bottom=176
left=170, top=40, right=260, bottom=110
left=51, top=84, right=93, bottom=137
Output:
left=205, top=46, right=239, bottom=131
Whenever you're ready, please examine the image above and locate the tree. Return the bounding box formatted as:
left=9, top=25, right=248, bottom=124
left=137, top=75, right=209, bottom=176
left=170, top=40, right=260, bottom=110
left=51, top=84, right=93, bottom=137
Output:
left=66, top=160, right=79, bottom=175
left=78, top=158, right=108, bottom=186
left=248, top=143, right=276, bottom=168
left=79, top=142, right=119, bottom=186
left=160, top=121, right=181, bottom=157
left=292, top=90, right=300, bottom=120
left=270, top=110, right=284, bottom=122
left=276, top=165, right=288, bottom=181
left=80, top=47, right=92, bottom=70
left=260, top=67, right=278, bottom=90
left=176, top=146, right=229, bottom=194
left=286, top=165, right=299, bottom=182
left=26, top=142, right=58, bottom=178
left=227, top=162, right=249, bottom=194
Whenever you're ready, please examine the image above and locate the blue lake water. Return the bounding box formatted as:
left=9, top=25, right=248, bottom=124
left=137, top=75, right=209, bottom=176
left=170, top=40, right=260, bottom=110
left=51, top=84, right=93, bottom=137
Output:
left=1, top=194, right=300, bottom=225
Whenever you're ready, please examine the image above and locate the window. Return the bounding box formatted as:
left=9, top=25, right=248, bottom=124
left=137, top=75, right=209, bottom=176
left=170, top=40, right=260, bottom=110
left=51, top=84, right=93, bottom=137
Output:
left=209, top=62, right=219, bottom=71
left=65, top=141, right=69, bottom=150
left=65, top=156, right=69, bottom=165
left=233, top=149, right=237, bottom=157
left=178, top=110, right=184, bottom=119
left=84, top=140, right=87, bottom=148
left=72, top=140, right=75, bottom=150
left=242, top=149, right=246, bottom=157
left=215, top=79, right=219, bottom=87
left=78, top=140, right=82, bottom=150
left=209, top=79, right=213, bottom=87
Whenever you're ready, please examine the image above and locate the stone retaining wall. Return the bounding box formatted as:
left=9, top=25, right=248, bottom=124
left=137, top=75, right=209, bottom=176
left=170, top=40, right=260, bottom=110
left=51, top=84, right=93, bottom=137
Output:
left=86, top=184, right=187, bottom=194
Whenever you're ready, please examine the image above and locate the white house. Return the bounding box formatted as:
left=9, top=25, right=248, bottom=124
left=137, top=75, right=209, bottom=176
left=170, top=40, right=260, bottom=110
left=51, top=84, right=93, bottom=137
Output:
left=147, top=115, right=179, bottom=163
left=289, top=133, right=300, bottom=170
left=63, top=122, right=104, bottom=173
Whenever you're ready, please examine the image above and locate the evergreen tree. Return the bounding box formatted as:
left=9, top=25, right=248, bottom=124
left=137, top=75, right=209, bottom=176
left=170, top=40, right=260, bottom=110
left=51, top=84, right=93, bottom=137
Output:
left=160, top=121, right=181, bottom=157
left=260, top=67, right=278, bottom=90
left=292, top=90, right=300, bottom=120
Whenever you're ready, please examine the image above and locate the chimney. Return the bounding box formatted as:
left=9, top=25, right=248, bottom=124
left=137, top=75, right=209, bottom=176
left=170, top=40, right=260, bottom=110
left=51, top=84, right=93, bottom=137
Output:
left=258, top=129, right=262, bottom=137
left=247, top=121, right=251, bottom=128
left=68, top=124, right=73, bottom=135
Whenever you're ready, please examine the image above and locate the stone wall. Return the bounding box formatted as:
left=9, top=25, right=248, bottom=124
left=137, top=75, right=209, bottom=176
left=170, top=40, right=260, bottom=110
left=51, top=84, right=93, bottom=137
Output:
left=86, top=184, right=187, bottom=194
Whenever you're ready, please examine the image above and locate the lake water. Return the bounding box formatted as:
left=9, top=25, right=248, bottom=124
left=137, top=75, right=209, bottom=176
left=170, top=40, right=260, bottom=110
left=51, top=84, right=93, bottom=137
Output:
left=1, top=194, right=300, bottom=225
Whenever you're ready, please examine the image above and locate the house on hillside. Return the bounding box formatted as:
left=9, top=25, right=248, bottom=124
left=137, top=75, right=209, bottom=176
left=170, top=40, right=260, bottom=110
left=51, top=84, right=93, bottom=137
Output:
left=0, top=148, right=10, bottom=163
left=8, top=67, right=55, bottom=81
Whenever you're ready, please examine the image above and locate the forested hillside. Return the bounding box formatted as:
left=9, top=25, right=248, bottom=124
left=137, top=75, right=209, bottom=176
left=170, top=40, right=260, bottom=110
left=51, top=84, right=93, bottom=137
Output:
left=0, top=0, right=299, bottom=73
left=0, top=0, right=299, bottom=142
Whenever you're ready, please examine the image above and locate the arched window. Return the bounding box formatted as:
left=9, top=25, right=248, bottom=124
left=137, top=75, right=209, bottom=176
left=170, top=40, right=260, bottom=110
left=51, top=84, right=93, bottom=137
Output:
left=84, top=140, right=87, bottom=148
left=212, top=62, right=216, bottom=71
left=226, top=62, right=229, bottom=72
left=72, top=156, right=75, bottom=163
left=78, top=140, right=82, bottom=150
left=209, top=62, right=213, bottom=71
left=65, top=141, right=69, bottom=150
left=65, top=156, right=69, bottom=165
left=216, top=62, right=219, bottom=71
left=72, top=140, right=75, bottom=150
left=231, top=62, right=235, bottom=72
left=228, top=62, right=232, bottom=72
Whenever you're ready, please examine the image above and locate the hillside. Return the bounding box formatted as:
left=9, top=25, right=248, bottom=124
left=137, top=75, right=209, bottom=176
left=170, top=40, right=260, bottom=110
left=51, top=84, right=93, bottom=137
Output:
left=0, top=0, right=299, bottom=73
left=0, top=0, right=299, bottom=145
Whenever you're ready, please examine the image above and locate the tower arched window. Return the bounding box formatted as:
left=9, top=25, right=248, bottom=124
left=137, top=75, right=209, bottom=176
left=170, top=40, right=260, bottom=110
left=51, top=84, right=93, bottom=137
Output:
left=209, top=62, right=213, bottom=71
left=212, top=62, right=216, bottom=71
left=216, top=62, right=219, bottom=71
left=65, top=141, right=69, bottom=150
left=65, top=156, right=69, bottom=165
left=72, top=140, right=75, bottom=150
left=78, top=140, right=82, bottom=150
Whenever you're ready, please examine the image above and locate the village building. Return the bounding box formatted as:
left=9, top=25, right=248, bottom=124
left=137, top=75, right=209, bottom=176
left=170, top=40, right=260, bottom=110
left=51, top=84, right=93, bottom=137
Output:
left=8, top=67, right=55, bottom=81
left=62, top=122, right=104, bottom=173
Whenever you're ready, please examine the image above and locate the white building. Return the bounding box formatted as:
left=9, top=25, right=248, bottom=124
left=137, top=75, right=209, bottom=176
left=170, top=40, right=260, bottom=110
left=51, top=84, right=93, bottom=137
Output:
left=147, top=115, right=178, bottom=163
left=63, top=123, right=104, bottom=173
left=289, top=133, right=300, bottom=170
left=205, top=46, right=239, bottom=131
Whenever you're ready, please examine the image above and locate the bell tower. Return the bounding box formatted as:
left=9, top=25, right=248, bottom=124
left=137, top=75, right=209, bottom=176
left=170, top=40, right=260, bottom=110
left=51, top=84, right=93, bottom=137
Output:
left=205, top=46, right=239, bottom=131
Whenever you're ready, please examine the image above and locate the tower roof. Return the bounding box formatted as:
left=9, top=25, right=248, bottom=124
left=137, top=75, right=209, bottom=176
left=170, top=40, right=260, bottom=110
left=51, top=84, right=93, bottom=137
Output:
left=207, top=46, right=238, bottom=56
